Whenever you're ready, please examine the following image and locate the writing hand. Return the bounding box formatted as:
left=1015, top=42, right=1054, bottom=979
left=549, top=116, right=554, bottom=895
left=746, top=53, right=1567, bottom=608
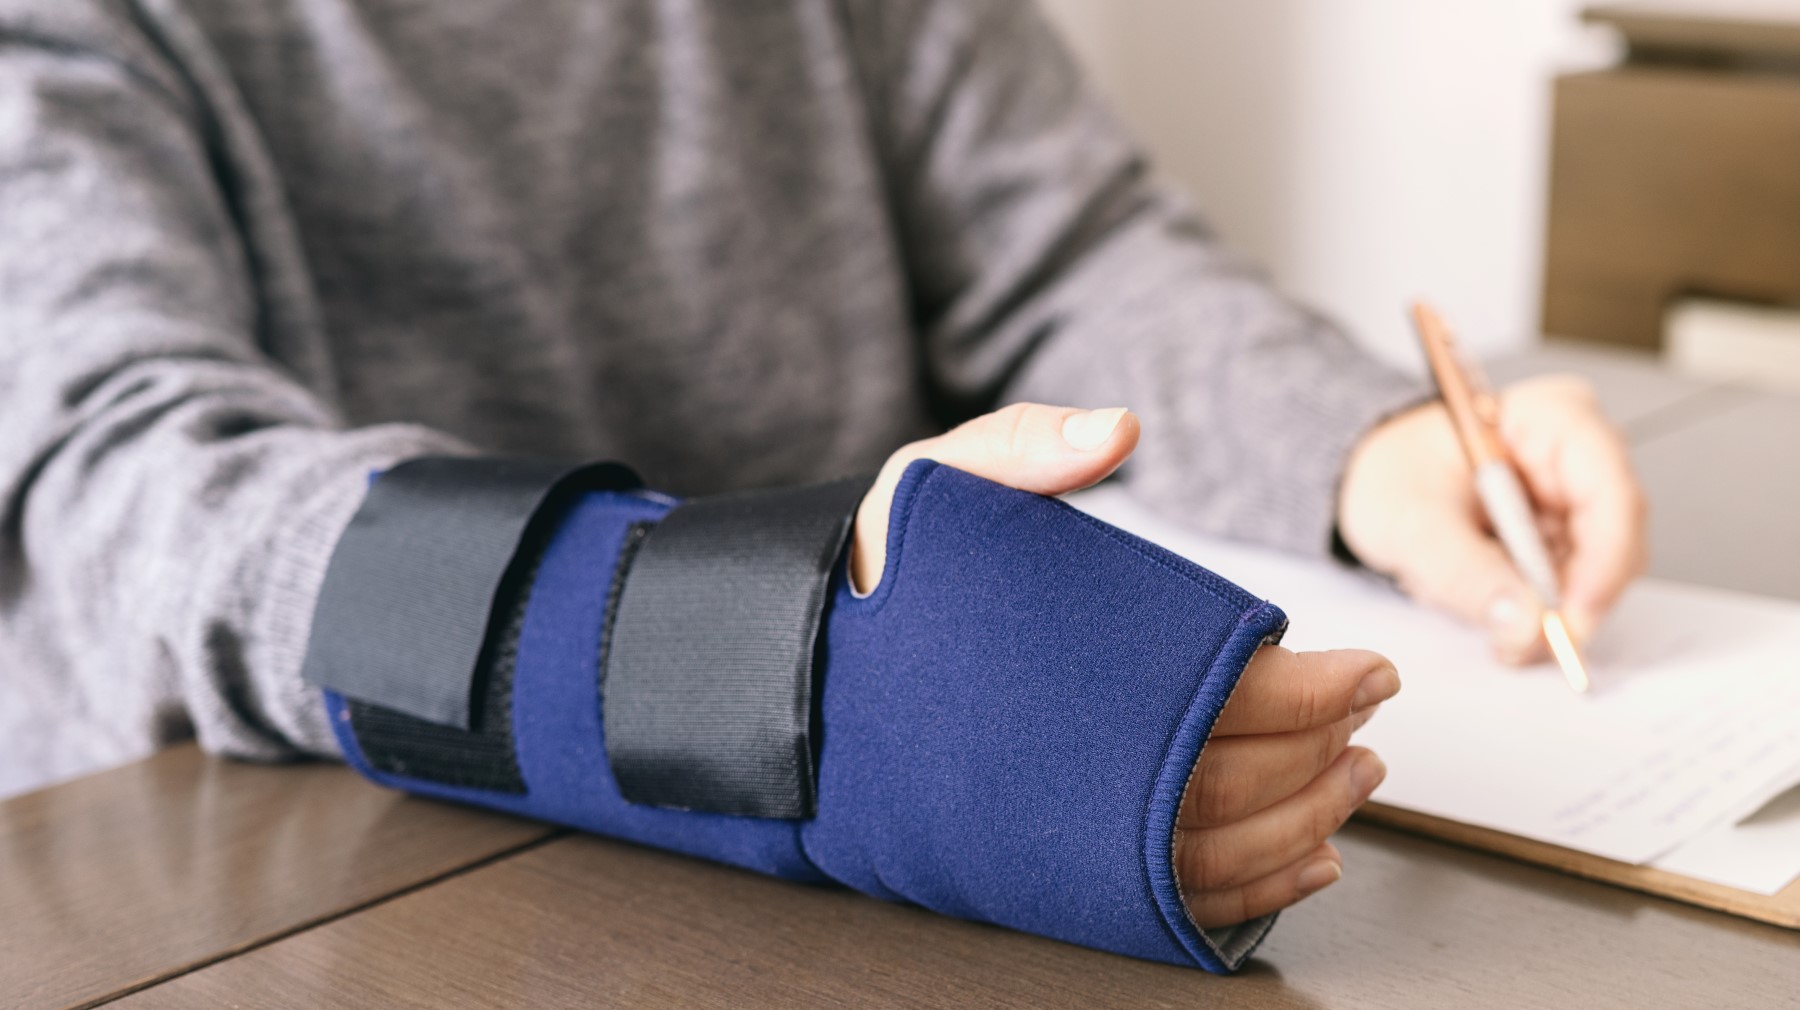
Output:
left=1337, top=375, right=1649, bottom=662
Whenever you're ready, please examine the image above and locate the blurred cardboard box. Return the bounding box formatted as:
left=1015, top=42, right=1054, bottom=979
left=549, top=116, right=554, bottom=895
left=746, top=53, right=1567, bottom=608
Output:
left=1542, top=3, right=1800, bottom=351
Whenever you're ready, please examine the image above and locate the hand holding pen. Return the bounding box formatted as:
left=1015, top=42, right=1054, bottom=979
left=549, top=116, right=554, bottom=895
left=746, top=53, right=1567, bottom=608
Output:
left=1412, top=303, right=1590, bottom=689
left=1334, top=305, right=1651, bottom=679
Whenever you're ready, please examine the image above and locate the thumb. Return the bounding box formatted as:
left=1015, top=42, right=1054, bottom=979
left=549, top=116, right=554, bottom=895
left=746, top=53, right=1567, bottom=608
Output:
left=1396, top=515, right=1546, bottom=665
left=852, top=403, right=1140, bottom=593
left=898, top=402, right=1139, bottom=495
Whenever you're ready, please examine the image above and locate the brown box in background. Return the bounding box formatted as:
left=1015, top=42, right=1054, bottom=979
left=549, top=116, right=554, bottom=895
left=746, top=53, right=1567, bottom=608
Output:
left=1542, top=6, right=1800, bottom=349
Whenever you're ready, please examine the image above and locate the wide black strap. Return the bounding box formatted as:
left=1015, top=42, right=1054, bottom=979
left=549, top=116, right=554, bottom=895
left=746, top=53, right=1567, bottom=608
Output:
left=341, top=519, right=553, bottom=795
left=302, top=456, right=640, bottom=728
left=602, top=475, right=873, bottom=819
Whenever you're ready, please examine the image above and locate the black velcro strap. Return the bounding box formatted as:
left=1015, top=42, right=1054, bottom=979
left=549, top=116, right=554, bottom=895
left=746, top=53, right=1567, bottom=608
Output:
left=302, top=456, right=640, bottom=728
left=602, top=475, right=873, bottom=819
left=343, top=524, right=551, bottom=794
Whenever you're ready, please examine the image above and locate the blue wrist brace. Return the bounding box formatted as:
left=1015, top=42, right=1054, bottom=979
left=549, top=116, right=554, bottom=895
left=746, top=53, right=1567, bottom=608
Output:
left=321, top=460, right=1286, bottom=971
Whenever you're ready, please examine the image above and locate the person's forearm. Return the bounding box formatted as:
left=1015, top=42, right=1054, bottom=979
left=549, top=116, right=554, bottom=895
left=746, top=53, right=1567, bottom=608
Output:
left=1000, top=202, right=1428, bottom=555
left=0, top=24, right=468, bottom=781
left=308, top=454, right=1287, bottom=972
left=857, top=0, right=1426, bottom=554
left=8, top=329, right=467, bottom=762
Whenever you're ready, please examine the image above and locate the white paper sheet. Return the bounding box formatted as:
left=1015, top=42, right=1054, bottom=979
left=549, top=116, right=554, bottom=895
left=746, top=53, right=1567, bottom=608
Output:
left=1653, top=780, right=1800, bottom=895
left=1070, top=485, right=1800, bottom=878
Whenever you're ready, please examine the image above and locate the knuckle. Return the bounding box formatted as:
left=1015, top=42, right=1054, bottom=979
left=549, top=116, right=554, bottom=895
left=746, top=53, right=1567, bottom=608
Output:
left=1314, top=722, right=1347, bottom=775
left=1179, top=828, right=1230, bottom=889
left=991, top=403, right=1035, bottom=459
left=1538, top=372, right=1598, bottom=407
left=1332, top=764, right=1366, bottom=822
left=1290, top=676, right=1329, bottom=729
left=1191, top=753, right=1244, bottom=827
left=1309, top=794, right=1348, bottom=846
left=1303, top=768, right=1360, bottom=843
left=1221, top=887, right=1252, bottom=928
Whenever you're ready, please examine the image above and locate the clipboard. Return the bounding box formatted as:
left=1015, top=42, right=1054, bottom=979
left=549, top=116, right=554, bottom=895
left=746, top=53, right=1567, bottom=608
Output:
left=1357, top=802, right=1800, bottom=930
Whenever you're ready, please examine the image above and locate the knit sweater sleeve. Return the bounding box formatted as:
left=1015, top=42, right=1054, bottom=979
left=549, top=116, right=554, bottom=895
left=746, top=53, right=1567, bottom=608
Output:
left=849, top=0, right=1427, bottom=554
left=0, top=7, right=464, bottom=782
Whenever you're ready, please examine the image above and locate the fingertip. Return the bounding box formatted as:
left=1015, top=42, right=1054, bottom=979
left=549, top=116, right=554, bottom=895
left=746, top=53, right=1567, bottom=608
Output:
left=1322, top=648, right=1394, bottom=690
left=921, top=403, right=1141, bottom=496
left=1486, top=591, right=1546, bottom=663
left=1059, top=406, right=1131, bottom=452
left=1351, top=661, right=1401, bottom=711
left=1184, top=841, right=1348, bottom=928
left=1111, top=407, right=1142, bottom=453
left=1091, top=407, right=1139, bottom=475
left=1220, top=647, right=1396, bottom=735
left=1059, top=406, right=1140, bottom=483
left=1295, top=858, right=1342, bottom=897
left=1559, top=605, right=1598, bottom=650
left=1338, top=647, right=1395, bottom=672
left=1348, top=747, right=1387, bottom=798
left=1563, top=547, right=1642, bottom=639
left=1491, top=623, right=1548, bottom=665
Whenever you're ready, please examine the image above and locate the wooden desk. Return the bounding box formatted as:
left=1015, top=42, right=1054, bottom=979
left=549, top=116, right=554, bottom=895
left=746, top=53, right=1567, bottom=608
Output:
left=0, top=746, right=552, bottom=1009
left=8, top=346, right=1800, bottom=1009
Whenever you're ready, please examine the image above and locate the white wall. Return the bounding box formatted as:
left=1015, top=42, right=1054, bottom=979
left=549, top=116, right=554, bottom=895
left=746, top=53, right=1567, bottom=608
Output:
left=1038, top=0, right=1617, bottom=367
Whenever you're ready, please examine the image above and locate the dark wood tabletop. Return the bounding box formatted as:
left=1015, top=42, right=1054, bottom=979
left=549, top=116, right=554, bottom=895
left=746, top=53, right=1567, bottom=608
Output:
left=8, top=345, right=1800, bottom=1009
left=0, top=744, right=551, bottom=1010
left=106, top=824, right=1800, bottom=1010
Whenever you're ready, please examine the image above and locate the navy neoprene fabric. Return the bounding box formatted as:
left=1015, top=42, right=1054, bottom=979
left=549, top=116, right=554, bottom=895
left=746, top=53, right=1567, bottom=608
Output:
left=324, top=460, right=1287, bottom=971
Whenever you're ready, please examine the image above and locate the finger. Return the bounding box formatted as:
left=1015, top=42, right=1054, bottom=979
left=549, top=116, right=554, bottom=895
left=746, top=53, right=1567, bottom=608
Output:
left=851, top=403, right=1140, bottom=593
left=1174, top=746, right=1385, bottom=891
left=1389, top=509, right=1546, bottom=665
left=1182, top=706, right=1377, bottom=828
left=1544, top=419, right=1648, bottom=642
left=1212, top=648, right=1397, bottom=736
left=903, top=401, right=1141, bottom=497
left=1498, top=377, right=1648, bottom=644
left=1185, top=841, right=1343, bottom=929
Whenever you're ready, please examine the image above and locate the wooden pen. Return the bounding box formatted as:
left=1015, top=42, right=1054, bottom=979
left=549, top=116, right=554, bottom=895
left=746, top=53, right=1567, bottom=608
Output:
left=1410, top=302, right=1590, bottom=693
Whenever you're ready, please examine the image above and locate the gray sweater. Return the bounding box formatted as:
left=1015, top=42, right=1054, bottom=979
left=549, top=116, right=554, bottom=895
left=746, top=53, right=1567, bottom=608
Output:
left=0, top=0, right=1421, bottom=798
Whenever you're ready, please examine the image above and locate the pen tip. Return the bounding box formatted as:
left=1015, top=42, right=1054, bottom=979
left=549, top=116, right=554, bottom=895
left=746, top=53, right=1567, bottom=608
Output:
left=1542, top=611, right=1590, bottom=693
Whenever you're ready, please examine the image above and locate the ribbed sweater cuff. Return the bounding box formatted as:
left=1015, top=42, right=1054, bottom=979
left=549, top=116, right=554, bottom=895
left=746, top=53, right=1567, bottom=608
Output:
left=1275, top=355, right=1431, bottom=559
